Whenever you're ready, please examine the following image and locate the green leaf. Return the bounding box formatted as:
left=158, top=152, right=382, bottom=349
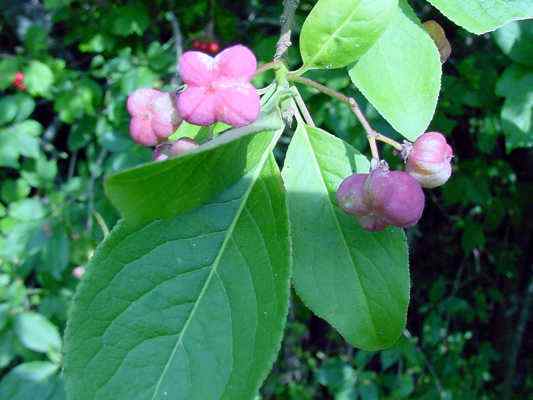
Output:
left=41, top=223, right=70, bottom=279
left=0, top=119, right=43, bottom=167
left=348, top=2, right=442, bottom=141
left=494, top=20, right=533, bottom=66
left=0, top=57, right=19, bottom=90
left=1, top=179, right=31, bottom=203
left=0, top=97, right=18, bottom=125
left=0, top=331, right=16, bottom=369
left=54, top=79, right=102, bottom=123
left=495, top=65, right=533, bottom=151
left=24, top=25, right=49, bottom=55
left=64, top=146, right=290, bottom=398
left=110, top=3, right=150, bottom=36
left=9, top=199, right=46, bottom=221
left=119, top=67, right=158, bottom=95
left=427, top=0, right=533, bottom=34
left=105, top=113, right=284, bottom=226
left=14, top=312, right=62, bottom=353
left=0, top=361, right=65, bottom=400
left=300, top=0, right=398, bottom=69
left=23, top=61, right=54, bottom=97
left=0, top=94, right=35, bottom=126
left=282, top=123, right=410, bottom=350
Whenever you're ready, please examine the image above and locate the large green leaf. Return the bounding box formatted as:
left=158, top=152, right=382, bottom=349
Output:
left=494, top=19, right=533, bottom=66
left=427, top=0, right=533, bottom=34
left=495, top=64, right=533, bottom=151
left=282, top=123, right=410, bottom=350
left=300, top=0, right=398, bottom=70
left=105, top=113, right=283, bottom=226
left=0, top=362, right=65, bottom=400
left=64, top=127, right=290, bottom=399
left=348, top=2, right=441, bottom=141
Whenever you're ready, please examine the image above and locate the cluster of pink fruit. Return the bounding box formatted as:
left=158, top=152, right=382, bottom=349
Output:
left=337, top=132, right=453, bottom=231
left=126, top=44, right=260, bottom=160
left=126, top=43, right=454, bottom=232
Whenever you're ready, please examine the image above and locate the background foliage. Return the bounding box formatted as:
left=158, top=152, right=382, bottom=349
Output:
left=0, top=1, right=531, bottom=399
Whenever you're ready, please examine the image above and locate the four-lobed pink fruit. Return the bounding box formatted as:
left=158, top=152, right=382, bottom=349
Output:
left=406, top=132, right=453, bottom=189
left=337, top=165, right=425, bottom=231
left=127, top=89, right=182, bottom=146
left=153, top=138, right=199, bottom=161
left=177, top=44, right=260, bottom=127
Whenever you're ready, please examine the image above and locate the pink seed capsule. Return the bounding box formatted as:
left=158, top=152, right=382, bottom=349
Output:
left=337, top=165, right=425, bottom=231
left=153, top=138, right=199, bottom=161
left=406, top=132, right=453, bottom=189
left=127, top=89, right=182, bottom=146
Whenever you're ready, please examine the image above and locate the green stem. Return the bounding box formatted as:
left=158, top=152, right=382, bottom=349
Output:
left=287, top=74, right=404, bottom=159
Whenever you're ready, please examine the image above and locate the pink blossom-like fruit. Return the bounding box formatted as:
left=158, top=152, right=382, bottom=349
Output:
left=153, top=138, right=200, bottom=161
left=177, top=44, right=260, bottom=127
left=406, top=132, right=453, bottom=188
left=127, top=89, right=182, bottom=146
left=337, top=166, right=425, bottom=231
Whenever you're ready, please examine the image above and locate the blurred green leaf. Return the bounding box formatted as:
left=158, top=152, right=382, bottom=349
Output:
left=41, top=223, right=70, bottom=280
left=9, top=199, right=46, bottom=221
left=1, top=179, right=31, bottom=203
left=0, top=57, right=20, bottom=90
left=24, top=25, right=49, bottom=56
left=110, top=3, right=150, bottom=36
left=495, top=65, right=533, bottom=151
left=494, top=20, right=533, bottom=66
left=0, top=361, right=65, bottom=400
left=14, top=312, right=62, bottom=353
left=23, top=61, right=54, bottom=97
left=55, top=79, right=102, bottom=123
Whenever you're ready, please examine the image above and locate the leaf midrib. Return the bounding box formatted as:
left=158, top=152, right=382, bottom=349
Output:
left=149, top=129, right=281, bottom=400
left=298, top=125, right=379, bottom=339
left=306, top=1, right=363, bottom=67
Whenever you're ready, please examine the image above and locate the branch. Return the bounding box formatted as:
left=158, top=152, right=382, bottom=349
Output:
left=274, top=0, right=300, bottom=61
left=168, top=12, right=183, bottom=85
left=502, top=278, right=533, bottom=399
left=288, top=75, right=403, bottom=160
left=404, top=330, right=446, bottom=398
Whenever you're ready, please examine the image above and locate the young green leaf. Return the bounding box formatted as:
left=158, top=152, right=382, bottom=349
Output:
left=64, top=132, right=290, bottom=399
left=105, top=112, right=283, bottom=226
left=427, top=0, right=533, bottom=34
left=495, top=65, right=533, bottom=151
left=14, top=312, right=62, bottom=354
left=494, top=20, right=533, bottom=67
left=300, top=0, right=398, bottom=70
left=0, top=362, right=65, bottom=400
left=282, top=124, right=410, bottom=351
left=348, top=2, right=441, bottom=141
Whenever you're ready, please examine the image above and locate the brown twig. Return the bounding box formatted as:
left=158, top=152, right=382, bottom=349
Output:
left=168, top=13, right=183, bottom=85
left=288, top=75, right=403, bottom=160
left=274, top=0, right=300, bottom=61
left=254, top=61, right=281, bottom=77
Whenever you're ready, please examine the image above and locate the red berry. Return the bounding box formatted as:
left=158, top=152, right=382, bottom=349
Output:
left=192, top=40, right=202, bottom=50
left=199, top=41, right=208, bottom=51
left=13, top=72, right=26, bottom=91
left=207, top=41, right=220, bottom=54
